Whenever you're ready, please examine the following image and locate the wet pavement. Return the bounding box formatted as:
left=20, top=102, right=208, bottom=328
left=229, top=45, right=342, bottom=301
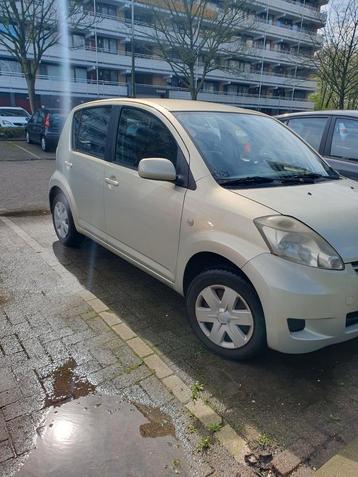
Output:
left=1, top=214, right=358, bottom=475
left=17, top=395, right=191, bottom=477
left=0, top=216, right=244, bottom=477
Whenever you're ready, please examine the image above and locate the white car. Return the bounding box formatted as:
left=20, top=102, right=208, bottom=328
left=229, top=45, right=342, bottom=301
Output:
left=49, top=99, right=358, bottom=359
left=0, top=107, right=30, bottom=128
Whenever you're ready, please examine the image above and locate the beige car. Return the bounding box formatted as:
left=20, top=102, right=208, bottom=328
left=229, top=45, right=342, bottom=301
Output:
left=49, top=99, right=358, bottom=359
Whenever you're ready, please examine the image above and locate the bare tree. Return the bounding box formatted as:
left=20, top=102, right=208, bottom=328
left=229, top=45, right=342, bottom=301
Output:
left=147, top=0, right=250, bottom=100
left=0, top=0, right=94, bottom=112
left=315, top=0, right=358, bottom=109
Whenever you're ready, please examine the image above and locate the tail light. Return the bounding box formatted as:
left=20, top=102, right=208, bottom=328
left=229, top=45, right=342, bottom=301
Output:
left=44, top=113, right=50, bottom=128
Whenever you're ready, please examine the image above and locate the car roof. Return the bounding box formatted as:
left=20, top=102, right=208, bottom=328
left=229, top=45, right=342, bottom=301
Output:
left=276, top=110, right=358, bottom=119
left=73, top=98, right=262, bottom=115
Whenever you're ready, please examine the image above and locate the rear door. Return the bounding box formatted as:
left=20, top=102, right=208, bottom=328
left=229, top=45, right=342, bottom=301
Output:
left=68, top=105, right=113, bottom=236
left=323, top=116, right=358, bottom=180
left=103, top=105, right=188, bottom=281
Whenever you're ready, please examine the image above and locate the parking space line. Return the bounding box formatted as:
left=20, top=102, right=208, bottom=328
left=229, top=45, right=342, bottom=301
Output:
left=8, top=141, right=42, bottom=159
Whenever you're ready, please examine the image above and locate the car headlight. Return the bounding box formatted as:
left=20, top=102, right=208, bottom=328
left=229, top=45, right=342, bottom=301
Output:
left=254, top=215, right=344, bottom=270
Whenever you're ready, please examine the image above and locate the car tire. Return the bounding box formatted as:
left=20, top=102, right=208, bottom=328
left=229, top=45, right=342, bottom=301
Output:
left=186, top=269, right=267, bottom=360
left=52, top=192, right=84, bottom=247
left=26, top=131, right=32, bottom=144
left=41, top=136, right=48, bottom=152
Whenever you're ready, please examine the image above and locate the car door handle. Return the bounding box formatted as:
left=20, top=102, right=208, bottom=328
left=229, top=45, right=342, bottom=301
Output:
left=105, top=176, right=119, bottom=187
left=64, top=160, right=72, bottom=168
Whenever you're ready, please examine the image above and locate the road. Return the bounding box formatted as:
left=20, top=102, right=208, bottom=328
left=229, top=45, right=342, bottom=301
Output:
left=0, top=141, right=55, bottom=215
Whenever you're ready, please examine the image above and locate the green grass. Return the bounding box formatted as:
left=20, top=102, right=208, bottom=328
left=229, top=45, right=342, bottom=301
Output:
left=191, top=381, right=204, bottom=401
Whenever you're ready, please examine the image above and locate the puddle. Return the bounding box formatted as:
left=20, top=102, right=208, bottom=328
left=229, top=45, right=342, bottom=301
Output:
left=17, top=395, right=190, bottom=477
left=45, top=359, right=96, bottom=407
left=135, top=403, right=176, bottom=438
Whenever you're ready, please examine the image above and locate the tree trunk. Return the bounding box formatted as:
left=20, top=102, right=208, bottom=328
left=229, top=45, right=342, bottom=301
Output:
left=338, top=92, right=345, bottom=110
left=25, top=74, right=37, bottom=113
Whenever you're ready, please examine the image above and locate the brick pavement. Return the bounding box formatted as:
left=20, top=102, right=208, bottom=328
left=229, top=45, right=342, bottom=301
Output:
left=2, top=214, right=358, bottom=476
left=0, top=217, right=246, bottom=477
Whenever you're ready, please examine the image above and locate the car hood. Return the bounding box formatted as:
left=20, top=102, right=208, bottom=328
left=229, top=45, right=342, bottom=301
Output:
left=231, top=179, right=358, bottom=263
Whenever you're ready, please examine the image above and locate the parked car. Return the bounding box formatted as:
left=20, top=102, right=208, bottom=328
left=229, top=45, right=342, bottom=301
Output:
left=276, top=111, right=358, bottom=180
left=49, top=99, right=358, bottom=360
left=0, top=106, right=30, bottom=128
left=26, top=108, right=65, bottom=151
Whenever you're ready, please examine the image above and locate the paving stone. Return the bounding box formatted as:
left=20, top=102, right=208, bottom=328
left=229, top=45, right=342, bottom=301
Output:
left=114, top=346, right=143, bottom=369
left=290, top=464, right=315, bottom=477
left=2, top=395, right=44, bottom=422
left=186, top=399, right=222, bottom=428
left=21, top=338, right=48, bottom=360
left=0, top=389, right=22, bottom=409
left=144, top=354, right=173, bottom=379
left=0, top=415, right=8, bottom=443
left=112, top=323, right=136, bottom=341
left=127, top=337, right=153, bottom=358
left=139, top=375, right=174, bottom=405
left=110, top=364, right=152, bottom=390
left=0, top=441, right=13, bottom=463
left=87, top=298, right=109, bottom=313
left=62, top=329, right=95, bottom=346
left=162, top=375, right=192, bottom=404
left=88, top=363, right=124, bottom=385
left=90, top=348, right=118, bottom=366
left=0, top=371, right=16, bottom=394
left=272, top=449, right=302, bottom=476
left=0, top=335, right=22, bottom=355
left=7, top=415, right=35, bottom=454
left=99, top=311, right=122, bottom=327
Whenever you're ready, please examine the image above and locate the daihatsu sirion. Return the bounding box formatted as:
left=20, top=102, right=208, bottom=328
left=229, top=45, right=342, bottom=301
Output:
left=49, top=99, right=358, bottom=360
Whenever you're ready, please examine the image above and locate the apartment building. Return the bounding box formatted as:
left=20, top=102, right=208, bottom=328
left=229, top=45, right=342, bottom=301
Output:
left=0, top=0, right=328, bottom=114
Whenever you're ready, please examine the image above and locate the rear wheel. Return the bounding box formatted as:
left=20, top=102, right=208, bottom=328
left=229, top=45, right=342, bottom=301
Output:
left=186, top=269, right=266, bottom=360
left=52, top=192, right=83, bottom=247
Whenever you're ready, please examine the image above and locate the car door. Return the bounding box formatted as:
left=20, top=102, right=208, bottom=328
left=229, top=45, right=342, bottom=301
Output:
left=68, top=105, right=112, bottom=236
left=322, top=116, right=358, bottom=180
left=285, top=116, right=330, bottom=154
left=103, top=105, right=189, bottom=282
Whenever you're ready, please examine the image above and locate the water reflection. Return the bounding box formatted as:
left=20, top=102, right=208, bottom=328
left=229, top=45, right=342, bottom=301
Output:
left=17, top=395, right=190, bottom=477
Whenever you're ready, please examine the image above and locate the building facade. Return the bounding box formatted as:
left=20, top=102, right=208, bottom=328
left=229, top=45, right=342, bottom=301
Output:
left=0, top=0, right=328, bottom=114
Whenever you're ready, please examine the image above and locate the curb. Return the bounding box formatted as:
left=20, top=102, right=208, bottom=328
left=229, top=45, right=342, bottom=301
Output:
left=315, top=438, right=358, bottom=477
left=0, top=215, right=250, bottom=466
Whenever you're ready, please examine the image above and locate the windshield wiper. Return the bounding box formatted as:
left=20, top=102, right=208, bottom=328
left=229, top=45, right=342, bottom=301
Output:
left=279, top=172, right=340, bottom=183
left=217, top=176, right=275, bottom=186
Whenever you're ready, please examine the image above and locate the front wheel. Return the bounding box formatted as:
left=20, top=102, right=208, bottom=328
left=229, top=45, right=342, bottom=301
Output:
left=52, top=192, right=84, bottom=247
left=186, top=269, right=267, bottom=360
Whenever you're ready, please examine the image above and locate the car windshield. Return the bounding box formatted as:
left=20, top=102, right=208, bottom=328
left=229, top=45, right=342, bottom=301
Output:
left=0, top=108, right=29, bottom=117
left=174, top=112, right=339, bottom=186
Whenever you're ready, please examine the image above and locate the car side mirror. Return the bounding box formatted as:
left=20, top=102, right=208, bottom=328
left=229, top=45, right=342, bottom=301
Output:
left=138, top=158, right=176, bottom=182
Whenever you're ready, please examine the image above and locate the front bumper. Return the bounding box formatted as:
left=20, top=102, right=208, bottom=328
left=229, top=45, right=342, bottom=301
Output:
left=242, top=253, right=358, bottom=354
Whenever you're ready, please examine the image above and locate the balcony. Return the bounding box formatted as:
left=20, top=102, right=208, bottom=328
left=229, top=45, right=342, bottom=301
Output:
left=0, top=71, right=128, bottom=97
left=252, top=0, right=326, bottom=23
left=169, top=89, right=313, bottom=111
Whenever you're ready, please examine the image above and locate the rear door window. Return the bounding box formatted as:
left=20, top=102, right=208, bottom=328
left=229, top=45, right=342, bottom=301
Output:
left=72, top=106, right=112, bottom=159
left=330, top=118, right=358, bottom=161
left=287, top=117, right=328, bottom=151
